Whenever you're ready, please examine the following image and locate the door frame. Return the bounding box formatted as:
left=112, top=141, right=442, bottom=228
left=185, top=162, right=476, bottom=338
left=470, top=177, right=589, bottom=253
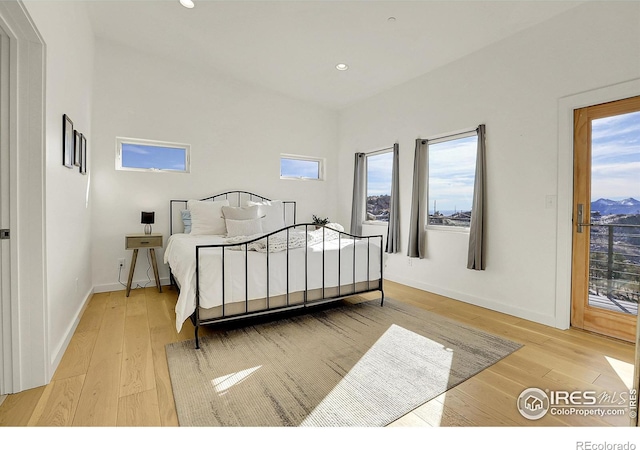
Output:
left=0, top=0, right=47, bottom=394
left=558, top=81, right=640, bottom=426
left=571, top=96, right=640, bottom=342
left=0, top=16, right=9, bottom=397
left=556, top=79, right=640, bottom=332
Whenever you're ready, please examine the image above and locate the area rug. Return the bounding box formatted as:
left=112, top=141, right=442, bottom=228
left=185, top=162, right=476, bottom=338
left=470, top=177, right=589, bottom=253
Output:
left=165, top=298, right=522, bottom=427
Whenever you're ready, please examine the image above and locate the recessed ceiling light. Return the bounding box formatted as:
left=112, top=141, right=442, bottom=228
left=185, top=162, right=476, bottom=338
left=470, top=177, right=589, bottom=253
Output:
left=336, top=63, right=349, bottom=71
left=180, top=0, right=195, bottom=8
left=388, top=17, right=397, bottom=22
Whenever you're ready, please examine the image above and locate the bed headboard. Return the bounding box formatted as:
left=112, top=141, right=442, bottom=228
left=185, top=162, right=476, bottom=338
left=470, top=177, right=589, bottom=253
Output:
left=170, top=190, right=297, bottom=235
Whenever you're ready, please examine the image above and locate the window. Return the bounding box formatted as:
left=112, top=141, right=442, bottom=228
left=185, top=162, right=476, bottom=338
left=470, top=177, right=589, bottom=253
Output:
left=116, top=137, right=190, bottom=173
left=280, top=154, right=324, bottom=180
left=365, top=150, right=393, bottom=223
left=428, top=133, right=478, bottom=228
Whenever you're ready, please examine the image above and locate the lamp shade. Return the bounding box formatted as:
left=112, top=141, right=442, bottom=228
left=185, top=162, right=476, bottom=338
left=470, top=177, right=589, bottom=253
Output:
left=141, top=211, right=155, bottom=224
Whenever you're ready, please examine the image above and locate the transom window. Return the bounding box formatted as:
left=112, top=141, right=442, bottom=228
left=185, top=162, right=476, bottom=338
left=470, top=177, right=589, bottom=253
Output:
left=116, top=137, right=190, bottom=173
left=365, top=150, right=393, bottom=223
left=428, top=133, right=478, bottom=228
left=280, top=154, right=324, bottom=180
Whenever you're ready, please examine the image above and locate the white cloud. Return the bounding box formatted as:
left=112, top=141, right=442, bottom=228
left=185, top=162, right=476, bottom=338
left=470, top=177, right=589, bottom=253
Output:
left=591, top=111, right=640, bottom=200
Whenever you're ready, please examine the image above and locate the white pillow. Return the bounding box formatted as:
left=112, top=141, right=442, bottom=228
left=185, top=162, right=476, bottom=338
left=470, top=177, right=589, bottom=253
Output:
left=246, top=200, right=286, bottom=233
left=225, top=218, right=263, bottom=238
left=187, top=199, right=229, bottom=235
left=221, top=205, right=261, bottom=221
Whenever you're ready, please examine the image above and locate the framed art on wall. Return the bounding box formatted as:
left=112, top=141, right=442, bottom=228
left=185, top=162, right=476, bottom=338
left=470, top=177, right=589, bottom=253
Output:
left=74, top=130, right=81, bottom=167
left=80, top=133, right=87, bottom=175
left=62, top=114, right=74, bottom=168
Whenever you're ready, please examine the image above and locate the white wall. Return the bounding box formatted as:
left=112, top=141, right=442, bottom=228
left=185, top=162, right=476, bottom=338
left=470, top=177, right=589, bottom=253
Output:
left=337, top=1, right=640, bottom=327
left=23, top=1, right=95, bottom=375
left=91, top=40, right=339, bottom=292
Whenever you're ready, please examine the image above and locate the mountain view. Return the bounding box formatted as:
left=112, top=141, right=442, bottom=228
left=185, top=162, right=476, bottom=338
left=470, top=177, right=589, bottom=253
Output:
left=591, top=197, right=640, bottom=216
left=588, top=198, right=640, bottom=307
left=366, top=194, right=473, bottom=227
left=428, top=210, right=472, bottom=227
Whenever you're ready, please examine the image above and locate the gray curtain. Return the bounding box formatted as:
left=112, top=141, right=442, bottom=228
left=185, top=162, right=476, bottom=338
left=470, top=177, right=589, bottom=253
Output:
left=385, top=143, right=400, bottom=253
left=350, top=153, right=366, bottom=235
left=407, top=139, right=427, bottom=258
left=467, top=124, right=486, bottom=270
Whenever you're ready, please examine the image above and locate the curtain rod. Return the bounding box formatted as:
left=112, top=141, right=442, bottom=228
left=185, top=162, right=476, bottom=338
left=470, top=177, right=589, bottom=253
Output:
left=421, top=126, right=479, bottom=145
left=358, top=144, right=396, bottom=156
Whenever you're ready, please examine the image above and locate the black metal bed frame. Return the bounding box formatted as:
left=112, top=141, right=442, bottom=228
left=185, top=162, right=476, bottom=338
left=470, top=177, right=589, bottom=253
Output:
left=169, top=191, right=384, bottom=348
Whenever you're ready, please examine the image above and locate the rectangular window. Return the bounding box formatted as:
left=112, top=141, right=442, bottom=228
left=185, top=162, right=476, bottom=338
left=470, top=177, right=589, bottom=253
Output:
left=280, top=154, right=324, bottom=180
left=365, top=149, right=393, bottom=223
left=428, top=133, right=477, bottom=228
left=116, top=137, right=190, bottom=173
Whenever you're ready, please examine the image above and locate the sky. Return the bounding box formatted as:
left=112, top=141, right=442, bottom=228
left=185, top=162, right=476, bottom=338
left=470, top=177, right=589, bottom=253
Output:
left=365, top=139, right=478, bottom=215
left=591, top=110, right=640, bottom=202
left=428, top=136, right=477, bottom=214
left=366, top=151, right=394, bottom=196
left=280, top=158, right=320, bottom=179
left=122, top=143, right=187, bottom=171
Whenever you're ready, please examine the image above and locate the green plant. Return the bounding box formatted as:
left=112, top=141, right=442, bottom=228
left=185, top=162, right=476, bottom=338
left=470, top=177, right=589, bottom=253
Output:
left=312, top=215, right=329, bottom=226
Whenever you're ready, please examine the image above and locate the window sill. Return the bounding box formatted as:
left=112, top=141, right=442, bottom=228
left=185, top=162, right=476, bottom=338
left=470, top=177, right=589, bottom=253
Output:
left=280, top=176, right=323, bottom=181
left=363, top=221, right=389, bottom=227
left=117, top=167, right=189, bottom=174
left=426, top=225, right=470, bottom=233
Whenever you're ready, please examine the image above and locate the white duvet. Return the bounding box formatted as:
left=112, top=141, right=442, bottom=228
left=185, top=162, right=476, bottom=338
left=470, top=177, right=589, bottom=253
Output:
left=164, top=228, right=381, bottom=332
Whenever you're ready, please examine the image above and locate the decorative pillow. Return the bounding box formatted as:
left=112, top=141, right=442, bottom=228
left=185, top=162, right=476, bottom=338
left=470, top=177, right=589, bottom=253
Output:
left=187, top=199, right=229, bottom=235
left=246, top=200, right=286, bottom=233
left=225, top=218, right=263, bottom=238
left=221, top=205, right=261, bottom=221
left=180, top=209, right=192, bottom=234
left=326, top=222, right=344, bottom=232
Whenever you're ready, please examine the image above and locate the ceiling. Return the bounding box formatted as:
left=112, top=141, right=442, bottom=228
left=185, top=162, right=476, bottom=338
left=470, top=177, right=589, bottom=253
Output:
left=85, top=0, right=584, bottom=110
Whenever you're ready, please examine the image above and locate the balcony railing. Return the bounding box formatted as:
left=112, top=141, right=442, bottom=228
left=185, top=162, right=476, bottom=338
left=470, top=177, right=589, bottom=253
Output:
left=588, top=223, right=640, bottom=313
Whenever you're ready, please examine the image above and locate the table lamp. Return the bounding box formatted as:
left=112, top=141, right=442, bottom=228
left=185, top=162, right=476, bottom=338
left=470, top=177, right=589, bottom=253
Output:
left=141, top=211, right=155, bottom=235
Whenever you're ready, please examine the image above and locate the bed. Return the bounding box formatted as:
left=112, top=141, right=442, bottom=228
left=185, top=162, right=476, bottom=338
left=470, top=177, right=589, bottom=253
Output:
left=165, top=191, right=384, bottom=348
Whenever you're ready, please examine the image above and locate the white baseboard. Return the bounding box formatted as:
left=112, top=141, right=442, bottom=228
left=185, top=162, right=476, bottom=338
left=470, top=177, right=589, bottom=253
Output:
left=383, top=271, right=559, bottom=329
left=49, top=286, right=94, bottom=376
left=93, top=277, right=172, bottom=294
left=48, top=277, right=173, bottom=383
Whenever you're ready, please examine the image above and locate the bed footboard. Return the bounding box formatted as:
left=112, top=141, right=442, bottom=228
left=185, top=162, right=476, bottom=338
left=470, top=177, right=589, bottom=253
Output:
left=191, top=224, right=384, bottom=349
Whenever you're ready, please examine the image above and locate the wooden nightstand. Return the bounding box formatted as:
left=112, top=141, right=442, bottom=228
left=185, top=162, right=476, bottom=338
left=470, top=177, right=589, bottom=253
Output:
left=125, top=233, right=163, bottom=297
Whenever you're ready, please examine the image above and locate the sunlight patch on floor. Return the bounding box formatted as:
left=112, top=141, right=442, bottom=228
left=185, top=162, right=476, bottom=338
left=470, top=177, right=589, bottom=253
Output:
left=429, top=392, right=448, bottom=426
left=300, top=324, right=453, bottom=426
left=212, top=365, right=262, bottom=395
left=604, top=356, right=634, bottom=389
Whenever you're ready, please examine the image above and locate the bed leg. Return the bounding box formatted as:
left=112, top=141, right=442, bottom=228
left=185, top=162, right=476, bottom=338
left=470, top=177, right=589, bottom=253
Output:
left=380, top=290, right=385, bottom=307
left=194, top=326, right=200, bottom=349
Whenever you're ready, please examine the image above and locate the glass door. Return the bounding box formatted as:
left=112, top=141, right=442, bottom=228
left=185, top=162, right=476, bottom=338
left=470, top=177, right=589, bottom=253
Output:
left=571, top=96, right=640, bottom=342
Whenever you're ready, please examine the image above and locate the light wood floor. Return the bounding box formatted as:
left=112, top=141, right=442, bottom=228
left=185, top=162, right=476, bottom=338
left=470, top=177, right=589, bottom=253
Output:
left=0, top=280, right=636, bottom=427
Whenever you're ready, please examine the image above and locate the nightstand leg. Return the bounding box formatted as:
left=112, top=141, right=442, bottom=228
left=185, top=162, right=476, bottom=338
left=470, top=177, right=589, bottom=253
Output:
left=126, top=248, right=139, bottom=297
left=150, top=248, right=162, bottom=293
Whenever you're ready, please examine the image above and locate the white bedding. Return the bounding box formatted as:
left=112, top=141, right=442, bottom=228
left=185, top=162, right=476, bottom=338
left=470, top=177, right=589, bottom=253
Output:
left=164, top=229, right=382, bottom=332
